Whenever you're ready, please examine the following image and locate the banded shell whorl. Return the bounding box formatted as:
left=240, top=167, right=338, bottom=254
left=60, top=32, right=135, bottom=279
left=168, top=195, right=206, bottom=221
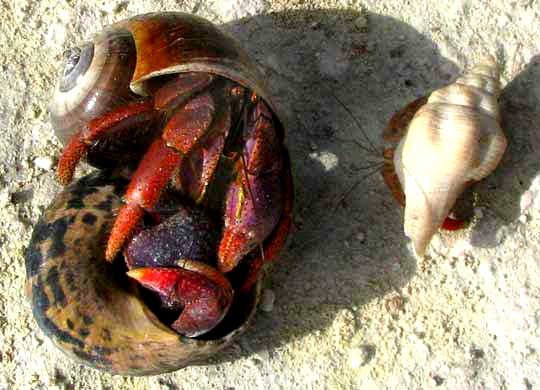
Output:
left=25, top=173, right=261, bottom=375
left=394, top=56, right=507, bottom=257
left=49, top=29, right=138, bottom=146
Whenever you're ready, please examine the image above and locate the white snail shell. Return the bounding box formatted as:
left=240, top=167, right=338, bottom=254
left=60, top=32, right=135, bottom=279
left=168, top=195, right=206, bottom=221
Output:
left=393, top=55, right=507, bottom=257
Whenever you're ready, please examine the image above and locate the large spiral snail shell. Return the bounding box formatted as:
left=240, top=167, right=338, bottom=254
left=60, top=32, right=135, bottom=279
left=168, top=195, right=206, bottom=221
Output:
left=25, top=173, right=261, bottom=375
left=390, top=56, right=507, bottom=257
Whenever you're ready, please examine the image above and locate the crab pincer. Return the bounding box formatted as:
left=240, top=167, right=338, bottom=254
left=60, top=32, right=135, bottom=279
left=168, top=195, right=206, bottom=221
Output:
left=219, top=98, right=286, bottom=272
left=128, top=261, right=233, bottom=337
left=124, top=205, right=233, bottom=337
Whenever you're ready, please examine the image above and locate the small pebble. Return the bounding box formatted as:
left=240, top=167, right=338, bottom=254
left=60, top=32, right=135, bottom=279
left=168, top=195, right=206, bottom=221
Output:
left=348, top=345, right=371, bottom=368
left=474, top=207, right=484, bottom=219
left=332, top=309, right=356, bottom=341
left=469, top=346, right=485, bottom=360
left=34, top=156, right=54, bottom=171
left=428, top=375, right=445, bottom=387
left=32, top=105, right=43, bottom=118
left=413, top=321, right=426, bottom=338
left=45, top=24, right=67, bottom=47
left=450, top=240, right=471, bottom=259
left=478, top=258, right=496, bottom=284
left=102, top=1, right=117, bottom=14
left=0, top=189, right=10, bottom=206
left=497, top=13, right=510, bottom=27
left=260, top=289, right=275, bottom=312
left=519, top=214, right=528, bottom=224
left=429, top=235, right=447, bottom=256
left=495, top=226, right=509, bottom=244
left=355, top=231, right=366, bottom=242
left=385, top=295, right=404, bottom=315
left=246, top=358, right=260, bottom=368
left=309, top=151, right=339, bottom=171
left=354, top=13, right=368, bottom=30
left=520, top=190, right=533, bottom=212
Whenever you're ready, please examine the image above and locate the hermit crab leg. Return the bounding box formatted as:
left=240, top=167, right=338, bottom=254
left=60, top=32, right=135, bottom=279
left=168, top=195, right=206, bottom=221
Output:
left=218, top=98, right=285, bottom=273
left=239, top=151, right=294, bottom=293
left=57, top=100, right=155, bottom=185
left=106, top=89, right=230, bottom=261
left=174, top=99, right=232, bottom=203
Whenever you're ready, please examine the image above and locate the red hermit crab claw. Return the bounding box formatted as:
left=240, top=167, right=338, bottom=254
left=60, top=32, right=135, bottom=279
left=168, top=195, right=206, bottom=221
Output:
left=127, top=261, right=234, bottom=337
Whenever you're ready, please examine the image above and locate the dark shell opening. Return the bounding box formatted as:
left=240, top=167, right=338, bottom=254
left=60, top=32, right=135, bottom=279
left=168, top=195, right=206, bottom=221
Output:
left=122, top=193, right=259, bottom=340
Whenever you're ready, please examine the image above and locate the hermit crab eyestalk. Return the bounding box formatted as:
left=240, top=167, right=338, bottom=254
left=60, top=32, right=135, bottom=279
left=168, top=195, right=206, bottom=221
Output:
left=383, top=55, right=507, bottom=257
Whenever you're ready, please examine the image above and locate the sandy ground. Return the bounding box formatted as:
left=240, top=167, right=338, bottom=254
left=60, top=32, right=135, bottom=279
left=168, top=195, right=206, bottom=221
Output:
left=1, top=0, right=540, bottom=389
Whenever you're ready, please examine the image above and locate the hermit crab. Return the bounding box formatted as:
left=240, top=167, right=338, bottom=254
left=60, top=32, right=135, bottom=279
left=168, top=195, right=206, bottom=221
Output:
left=25, top=12, right=293, bottom=375
left=382, top=55, right=507, bottom=257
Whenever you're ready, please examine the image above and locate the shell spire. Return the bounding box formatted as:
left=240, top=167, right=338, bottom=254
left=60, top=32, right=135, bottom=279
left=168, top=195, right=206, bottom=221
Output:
left=394, top=55, right=507, bottom=257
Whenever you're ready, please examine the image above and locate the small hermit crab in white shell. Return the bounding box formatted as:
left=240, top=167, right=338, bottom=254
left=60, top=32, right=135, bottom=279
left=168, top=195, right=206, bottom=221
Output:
left=382, top=55, right=507, bottom=257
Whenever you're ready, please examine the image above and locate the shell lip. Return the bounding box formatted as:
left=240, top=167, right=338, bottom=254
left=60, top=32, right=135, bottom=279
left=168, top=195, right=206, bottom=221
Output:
left=194, top=273, right=262, bottom=343
left=26, top=171, right=266, bottom=376
left=130, top=62, right=285, bottom=134
left=120, top=275, right=263, bottom=376
left=131, top=62, right=273, bottom=104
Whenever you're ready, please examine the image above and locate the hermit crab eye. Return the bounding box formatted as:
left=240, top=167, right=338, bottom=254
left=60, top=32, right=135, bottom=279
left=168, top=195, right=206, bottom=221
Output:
left=59, top=43, right=94, bottom=93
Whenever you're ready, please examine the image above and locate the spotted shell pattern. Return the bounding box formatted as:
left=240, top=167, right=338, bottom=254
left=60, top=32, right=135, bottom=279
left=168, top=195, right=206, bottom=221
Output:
left=393, top=56, right=507, bottom=257
left=25, top=173, right=261, bottom=375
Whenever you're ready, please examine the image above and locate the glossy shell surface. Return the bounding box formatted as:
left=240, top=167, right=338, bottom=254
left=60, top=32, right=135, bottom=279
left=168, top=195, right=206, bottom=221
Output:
left=49, top=12, right=277, bottom=147
left=30, top=12, right=288, bottom=375
left=25, top=173, right=261, bottom=375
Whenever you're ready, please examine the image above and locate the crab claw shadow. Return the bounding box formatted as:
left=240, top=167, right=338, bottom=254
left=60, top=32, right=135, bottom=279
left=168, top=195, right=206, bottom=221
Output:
left=196, top=8, right=463, bottom=365
left=471, top=55, right=540, bottom=248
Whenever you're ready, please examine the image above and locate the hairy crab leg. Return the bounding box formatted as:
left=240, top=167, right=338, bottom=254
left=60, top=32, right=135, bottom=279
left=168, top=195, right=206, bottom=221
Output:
left=105, top=139, right=181, bottom=261
left=218, top=98, right=285, bottom=273
left=57, top=100, right=155, bottom=185
left=57, top=73, right=216, bottom=186
left=240, top=150, right=294, bottom=293
left=152, top=72, right=216, bottom=111
left=174, top=99, right=232, bottom=202
left=106, top=88, right=231, bottom=261
left=383, top=95, right=468, bottom=231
